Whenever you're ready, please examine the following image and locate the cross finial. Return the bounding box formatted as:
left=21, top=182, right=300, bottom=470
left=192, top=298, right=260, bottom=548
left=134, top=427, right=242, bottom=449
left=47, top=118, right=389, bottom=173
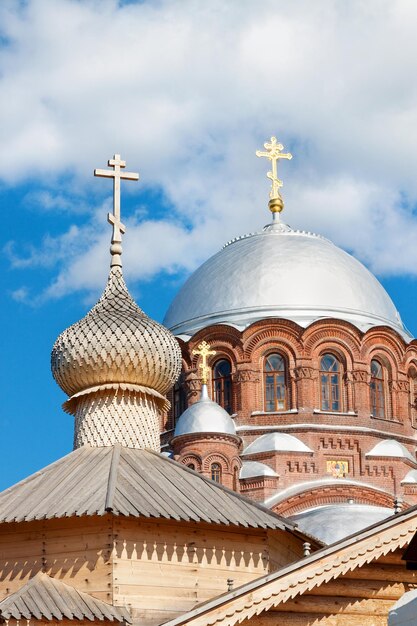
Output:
left=192, top=341, right=217, bottom=386
left=94, top=154, right=139, bottom=267
left=256, top=137, right=292, bottom=215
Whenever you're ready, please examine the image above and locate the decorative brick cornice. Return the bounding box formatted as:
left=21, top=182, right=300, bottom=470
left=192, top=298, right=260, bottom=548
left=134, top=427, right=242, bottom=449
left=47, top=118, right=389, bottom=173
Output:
left=303, top=322, right=362, bottom=359
left=346, top=369, right=370, bottom=384
left=292, top=366, right=316, bottom=380
left=233, top=369, right=260, bottom=383
left=243, top=325, right=303, bottom=359
left=390, top=380, right=410, bottom=392
left=274, top=483, right=396, bottom=516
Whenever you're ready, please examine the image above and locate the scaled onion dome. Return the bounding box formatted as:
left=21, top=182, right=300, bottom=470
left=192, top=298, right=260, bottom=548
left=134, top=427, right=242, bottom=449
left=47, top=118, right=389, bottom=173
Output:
left=51, top=266, right=181, bottom=403
left=51, top=154, right=182, bottom=450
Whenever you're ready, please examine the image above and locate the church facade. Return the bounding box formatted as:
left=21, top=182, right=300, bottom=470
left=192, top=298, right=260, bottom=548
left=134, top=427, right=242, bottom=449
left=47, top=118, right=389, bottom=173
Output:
left=163, top=138, right=417, bottom=543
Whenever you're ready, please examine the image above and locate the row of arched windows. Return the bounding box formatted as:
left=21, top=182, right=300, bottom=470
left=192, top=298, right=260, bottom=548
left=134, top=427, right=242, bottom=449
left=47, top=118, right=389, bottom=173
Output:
left=186, top=461, right=239, bottom=490
left=173, top=354, right=417, bottom=422
left=187, top=461, right=221, bottom=482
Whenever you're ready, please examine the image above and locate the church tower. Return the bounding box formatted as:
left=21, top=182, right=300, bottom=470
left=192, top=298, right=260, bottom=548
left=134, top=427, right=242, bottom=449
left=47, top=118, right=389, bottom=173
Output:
left=51, top=154, right=182, bottom=450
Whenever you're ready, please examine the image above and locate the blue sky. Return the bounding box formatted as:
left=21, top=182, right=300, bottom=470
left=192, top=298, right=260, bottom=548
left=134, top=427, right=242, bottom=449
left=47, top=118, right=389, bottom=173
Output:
left=2, top=0, right=417, bottom=490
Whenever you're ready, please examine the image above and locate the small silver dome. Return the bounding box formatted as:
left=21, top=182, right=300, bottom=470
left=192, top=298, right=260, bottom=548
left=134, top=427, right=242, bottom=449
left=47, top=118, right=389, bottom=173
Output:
left=366, top=440, right=416, bottom=464
left=401, top=469, right=417, bottom=484
left=289, top=503, right=393, bottom=544
left=242, top=433, right=312, bottom=455
left=164, top=221, right=409, bottom=338
left=240, top=461, right=278, bottom=479
left=174, top=386, right=237, bottom=437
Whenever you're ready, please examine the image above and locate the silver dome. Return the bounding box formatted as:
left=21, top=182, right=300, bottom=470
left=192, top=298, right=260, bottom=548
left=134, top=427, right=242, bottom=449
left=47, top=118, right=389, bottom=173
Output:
left=242, top=433, right=312, bottom=455
left=174, top=385, right=237, bottom=437
left=289, top=503, right=393, bottom=544
left=401, top=469, right=417, bottom=484
left=164, top=220, right=409, bottom=338
left=240, top=461, right=278, bottom=479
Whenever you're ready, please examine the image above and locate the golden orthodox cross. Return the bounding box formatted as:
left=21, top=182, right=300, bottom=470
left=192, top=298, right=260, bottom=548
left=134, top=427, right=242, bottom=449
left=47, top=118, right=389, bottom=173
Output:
left=256, top=137, right=292, bottom=207
left=192, top=341, right=217, bottom=385
left=94, top=154, right=139, bottom=267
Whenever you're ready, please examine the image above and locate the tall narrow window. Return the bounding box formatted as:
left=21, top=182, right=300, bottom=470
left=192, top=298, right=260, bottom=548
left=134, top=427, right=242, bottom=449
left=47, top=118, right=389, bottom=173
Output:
left=233, top=467, right=239, bottom=492
left=264, top=353, right=288, bottom=412
left=173, top=375, right=186, bottom=425
left=211, top=463, right=221, bottom=483
left=213, top=359, right=233, bottom=414
left=370, top=359, right=386, bottom=418
left=320, top=354, right=342, bottom=412
left=409, top=367, right=417, bottom=427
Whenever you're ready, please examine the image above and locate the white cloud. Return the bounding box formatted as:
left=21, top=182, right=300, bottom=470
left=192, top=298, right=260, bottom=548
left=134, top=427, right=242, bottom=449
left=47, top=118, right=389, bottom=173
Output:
left=3, top=0, right=417, bottom=297
left=10, top=286, right=29, bottom=303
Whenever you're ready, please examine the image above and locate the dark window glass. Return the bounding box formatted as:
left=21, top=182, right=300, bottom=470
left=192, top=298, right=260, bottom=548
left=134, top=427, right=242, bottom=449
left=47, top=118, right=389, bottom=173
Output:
left=320, top=354, right=341, bottom=412
left=173, top=375, right=186, bottom=424
left=370, top=360, right=385, bottom=418
left=211, top=463, right=221, bottom=483
left=213, top=359, right=233, bottom=414
left=264, top=354, right=287, bottom=411
left=187, top=463, right=195, bottom=470
left=409, top=367, right=417, bottom=426
left=233, top=467, right=239, bottom=491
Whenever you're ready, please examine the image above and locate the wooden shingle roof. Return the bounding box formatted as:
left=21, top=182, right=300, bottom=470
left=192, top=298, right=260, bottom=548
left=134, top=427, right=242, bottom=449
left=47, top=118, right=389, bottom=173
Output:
left=0, top=573, right=131, bottom=622
left=0, top=444, right=294, bottom=530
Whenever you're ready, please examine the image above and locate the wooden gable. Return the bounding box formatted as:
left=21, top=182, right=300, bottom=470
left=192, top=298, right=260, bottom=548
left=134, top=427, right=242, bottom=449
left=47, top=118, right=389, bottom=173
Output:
left=162, top=507, right=417, bottom=626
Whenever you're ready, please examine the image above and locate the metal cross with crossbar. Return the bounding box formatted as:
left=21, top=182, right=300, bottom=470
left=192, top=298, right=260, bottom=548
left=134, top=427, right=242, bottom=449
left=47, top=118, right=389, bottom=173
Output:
left=192, top=341, right=217, bottom=386
left=256, top=137, right=292, bottom=209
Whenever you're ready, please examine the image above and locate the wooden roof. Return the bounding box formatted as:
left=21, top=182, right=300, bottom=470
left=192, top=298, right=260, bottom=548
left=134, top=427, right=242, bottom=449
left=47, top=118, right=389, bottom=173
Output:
left=0, top=444, right=294, bottom=530
left=162, top=505, right=417, bottom=626
left=0, top=573, right=131, bottom=622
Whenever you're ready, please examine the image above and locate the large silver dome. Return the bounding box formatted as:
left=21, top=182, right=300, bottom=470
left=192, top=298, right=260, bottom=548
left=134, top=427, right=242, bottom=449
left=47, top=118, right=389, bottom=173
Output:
left=164, top=220, right=409, bottom=338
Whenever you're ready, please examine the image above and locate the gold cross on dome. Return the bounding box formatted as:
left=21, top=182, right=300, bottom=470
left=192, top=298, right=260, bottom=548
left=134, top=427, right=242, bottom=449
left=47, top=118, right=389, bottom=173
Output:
left=94, top=154, right=139, bottom=267
left=192, top=341, right=217, bottom=385
left=256, top=137, right=292, bottom=210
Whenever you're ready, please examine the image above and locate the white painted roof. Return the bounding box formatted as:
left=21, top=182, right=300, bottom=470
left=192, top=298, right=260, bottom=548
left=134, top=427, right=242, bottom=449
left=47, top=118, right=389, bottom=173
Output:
left=290, top=504, right=393, bottom=544
left=174, top=385, right=236, bottom=437
left=242, top=433, right=312, bottom=455
left=401, top=469, right=417, bottom=484
left=240, top=461, right=278, bottom=479
left=164, top=220, right=409, bottom=338
left=366, top=440, right=416, bottom=464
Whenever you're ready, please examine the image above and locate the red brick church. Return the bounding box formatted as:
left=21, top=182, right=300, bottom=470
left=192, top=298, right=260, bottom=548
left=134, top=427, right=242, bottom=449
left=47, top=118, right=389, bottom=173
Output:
left=163, top=137, right=417, bottom=544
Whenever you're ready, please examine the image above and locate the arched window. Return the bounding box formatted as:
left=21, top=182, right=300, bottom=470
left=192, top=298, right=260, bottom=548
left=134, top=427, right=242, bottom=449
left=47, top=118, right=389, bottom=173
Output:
left=187, top=463, right=196, bottom=471
left=370, top=359, right=386, bottom=418
left=264, top=353, right=288, bottom=412
left=213, top=359, right=233, bottom=414
left=211, top=462, right=221, bottom=483
left=320, top=354, right=342, bottom=412
left=173, top=375, right=186, bottom=425
left=409, top=366, right=417, bottom=427
left=233, top=467, right=239, bottom=492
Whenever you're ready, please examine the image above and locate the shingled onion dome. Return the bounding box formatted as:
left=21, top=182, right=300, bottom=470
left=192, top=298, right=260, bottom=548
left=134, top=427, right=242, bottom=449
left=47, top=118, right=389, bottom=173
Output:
left=51, top=154, right=181, bottom=451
